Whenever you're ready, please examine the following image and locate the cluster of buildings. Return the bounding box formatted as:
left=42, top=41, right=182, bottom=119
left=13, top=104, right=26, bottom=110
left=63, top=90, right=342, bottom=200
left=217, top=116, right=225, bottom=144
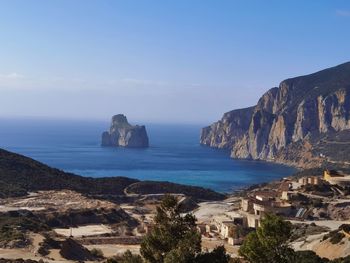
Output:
left=195, top=183, right=296, bottom=245
left=196, top=169, right=350, bottom=247
left=241, top=189, right=292, bottom=228
left=197, top=211, right=246, bottom=245
left=196, top=182, right=297, bottom=245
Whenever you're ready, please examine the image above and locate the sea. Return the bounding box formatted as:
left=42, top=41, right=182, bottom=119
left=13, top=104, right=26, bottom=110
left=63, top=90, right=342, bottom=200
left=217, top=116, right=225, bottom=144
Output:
left=0, top=118, right=296, bottom=193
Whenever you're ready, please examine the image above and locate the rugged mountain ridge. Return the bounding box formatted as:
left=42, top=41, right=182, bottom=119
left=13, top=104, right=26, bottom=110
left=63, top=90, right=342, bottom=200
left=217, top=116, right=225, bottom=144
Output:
left=101, top=114, right=149, bottom=148
left=200, top=62, right=350, bottom=168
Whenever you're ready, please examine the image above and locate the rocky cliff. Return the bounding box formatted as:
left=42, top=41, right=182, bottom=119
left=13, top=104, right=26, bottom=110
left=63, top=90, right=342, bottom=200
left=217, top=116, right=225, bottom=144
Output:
left=200, top=62, right=350, bottom=168
left=102, top=114, right=149, bottom=148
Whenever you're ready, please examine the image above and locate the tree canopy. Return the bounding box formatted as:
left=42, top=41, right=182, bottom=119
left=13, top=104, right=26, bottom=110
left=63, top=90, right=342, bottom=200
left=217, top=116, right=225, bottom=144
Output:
left=238, top=213, right=350, bottom=263
left=140, top=195, right=230, bottom=263
left=239, top=213, right=296, bottom=263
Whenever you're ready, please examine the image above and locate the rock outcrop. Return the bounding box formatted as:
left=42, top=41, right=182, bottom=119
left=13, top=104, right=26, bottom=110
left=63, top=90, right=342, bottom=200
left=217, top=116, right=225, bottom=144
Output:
left=60, top=238, right=96, bottom=261
left=200, top=62, right=350, bottom=168
left=101, top=114, right=149, bottom=148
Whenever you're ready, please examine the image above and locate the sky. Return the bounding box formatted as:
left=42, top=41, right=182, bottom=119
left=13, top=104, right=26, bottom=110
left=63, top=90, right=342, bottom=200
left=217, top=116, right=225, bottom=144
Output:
left=0, top=0, right=350, bottom=124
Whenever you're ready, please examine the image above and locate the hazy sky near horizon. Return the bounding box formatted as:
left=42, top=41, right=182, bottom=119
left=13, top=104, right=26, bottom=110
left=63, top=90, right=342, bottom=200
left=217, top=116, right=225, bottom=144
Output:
left=0, top=0, right=350, bottom=124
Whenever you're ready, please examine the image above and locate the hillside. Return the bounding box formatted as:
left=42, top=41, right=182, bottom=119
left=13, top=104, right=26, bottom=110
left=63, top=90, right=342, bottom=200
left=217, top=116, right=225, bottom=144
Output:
left=0, top=148, right=138, bottom=198
left=0, top=148, right=224, bottom=200
left=201, top=62, right=350, bottom=168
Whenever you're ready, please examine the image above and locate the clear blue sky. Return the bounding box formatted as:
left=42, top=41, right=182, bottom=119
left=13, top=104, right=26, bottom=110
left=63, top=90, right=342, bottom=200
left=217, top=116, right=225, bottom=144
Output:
left=0, top=0, right=349, bottom=124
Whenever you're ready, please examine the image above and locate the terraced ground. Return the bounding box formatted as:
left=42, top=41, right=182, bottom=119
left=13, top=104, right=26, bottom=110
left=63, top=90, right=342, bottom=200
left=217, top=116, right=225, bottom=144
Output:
left=312, top=130, right=350, bottom=165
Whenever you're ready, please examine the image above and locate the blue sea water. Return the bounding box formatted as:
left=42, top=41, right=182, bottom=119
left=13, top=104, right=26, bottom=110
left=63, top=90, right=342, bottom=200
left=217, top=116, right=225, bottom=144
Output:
left=0, top=118, right=296, bottom=193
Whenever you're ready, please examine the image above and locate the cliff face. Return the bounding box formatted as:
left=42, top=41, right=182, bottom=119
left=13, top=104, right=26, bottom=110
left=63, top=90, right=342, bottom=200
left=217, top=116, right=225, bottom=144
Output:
left=200, top=107, right=254, bottom=149
left=101, top=114, right=149, bottom=148
left=200, top=62, right=350, bottom=168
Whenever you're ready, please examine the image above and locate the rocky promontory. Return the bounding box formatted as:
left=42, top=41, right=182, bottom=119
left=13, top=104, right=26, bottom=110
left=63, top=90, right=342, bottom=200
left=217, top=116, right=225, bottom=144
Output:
left=201, top=62, right=350, bottom=168
left=101, top=114, right=149, bottom=148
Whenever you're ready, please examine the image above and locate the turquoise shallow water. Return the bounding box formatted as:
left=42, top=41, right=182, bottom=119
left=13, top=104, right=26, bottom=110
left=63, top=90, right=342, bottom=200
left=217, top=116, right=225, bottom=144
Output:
left=0, top=118, right=296, bottom=193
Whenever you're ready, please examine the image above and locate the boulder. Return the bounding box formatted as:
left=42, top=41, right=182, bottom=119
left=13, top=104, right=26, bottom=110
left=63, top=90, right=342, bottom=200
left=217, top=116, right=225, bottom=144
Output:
left=59, top=238, right=95, bottom=261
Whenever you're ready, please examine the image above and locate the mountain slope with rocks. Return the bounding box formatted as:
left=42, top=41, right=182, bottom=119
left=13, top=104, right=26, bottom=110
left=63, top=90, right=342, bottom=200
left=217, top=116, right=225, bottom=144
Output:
left=201, top=62, right=350, bottom=168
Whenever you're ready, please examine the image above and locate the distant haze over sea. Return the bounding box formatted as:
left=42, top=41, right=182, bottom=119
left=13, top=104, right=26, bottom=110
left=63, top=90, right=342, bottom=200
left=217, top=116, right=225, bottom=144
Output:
left=0, top=118, right=296, bottom=193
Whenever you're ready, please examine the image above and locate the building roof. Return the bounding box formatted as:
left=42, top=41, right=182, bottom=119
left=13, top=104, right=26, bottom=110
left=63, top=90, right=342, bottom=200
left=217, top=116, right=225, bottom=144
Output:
left=221, top=221, right=236, bottom=227
left=252, top=190, right=278, bottom=199
left=247, top=197, right=291, bottom=208
left=278, top=181, right=292, bottom=192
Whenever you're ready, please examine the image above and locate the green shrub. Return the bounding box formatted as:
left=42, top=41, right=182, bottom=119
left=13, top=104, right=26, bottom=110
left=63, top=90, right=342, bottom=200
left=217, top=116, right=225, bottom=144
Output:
left=330, top=232, right=345, bottom=244
left=90, top=248, right=104, bottom=258
left=323, top=230, right=345, bottom=244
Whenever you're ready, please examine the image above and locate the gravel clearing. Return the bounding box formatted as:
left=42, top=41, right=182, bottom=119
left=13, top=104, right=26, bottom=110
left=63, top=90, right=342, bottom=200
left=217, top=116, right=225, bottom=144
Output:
left=54, top=224, right=113, bottom=237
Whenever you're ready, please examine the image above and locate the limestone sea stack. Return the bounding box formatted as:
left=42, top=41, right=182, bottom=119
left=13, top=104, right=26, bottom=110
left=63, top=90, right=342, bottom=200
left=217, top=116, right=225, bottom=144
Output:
left=101, top=114, right=149, bottom=148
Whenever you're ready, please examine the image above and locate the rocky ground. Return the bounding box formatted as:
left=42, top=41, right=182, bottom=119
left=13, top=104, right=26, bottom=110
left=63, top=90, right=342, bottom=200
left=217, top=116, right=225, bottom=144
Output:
left=0, top=190, right=118, bottom=213
left=0, top=190, right=143, bottom=261
left=0, top=188, right=207, bottom=262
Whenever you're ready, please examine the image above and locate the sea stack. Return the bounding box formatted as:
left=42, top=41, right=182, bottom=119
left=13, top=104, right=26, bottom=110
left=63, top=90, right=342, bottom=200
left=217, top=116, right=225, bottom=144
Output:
left=101, top=114, right=149, bottom=148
